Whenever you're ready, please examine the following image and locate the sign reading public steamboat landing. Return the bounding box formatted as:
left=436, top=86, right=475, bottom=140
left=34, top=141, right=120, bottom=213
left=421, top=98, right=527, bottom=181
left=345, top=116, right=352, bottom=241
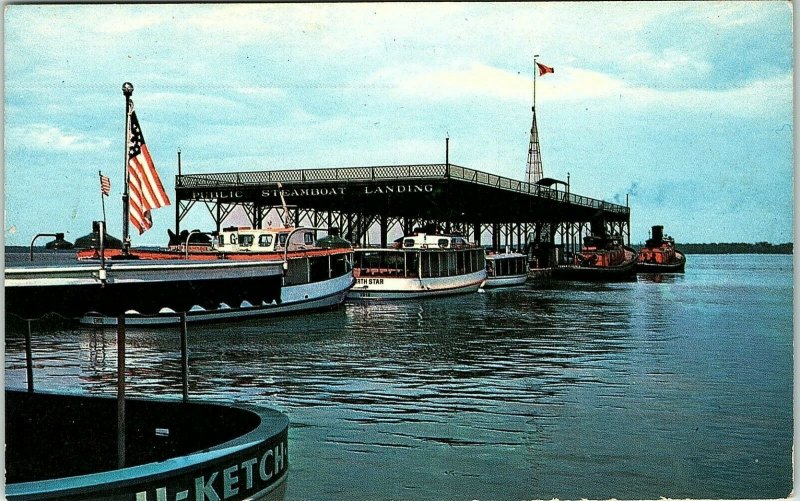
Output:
left=189, top=183, right=436, bottom=201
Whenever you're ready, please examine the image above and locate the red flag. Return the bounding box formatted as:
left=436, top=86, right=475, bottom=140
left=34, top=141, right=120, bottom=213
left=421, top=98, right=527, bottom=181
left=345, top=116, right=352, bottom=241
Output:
left=100, top=174, right=111, bottom=196
left=127, top=107, right=170, bottom=234
left=536, top=62, right=554, bottom=76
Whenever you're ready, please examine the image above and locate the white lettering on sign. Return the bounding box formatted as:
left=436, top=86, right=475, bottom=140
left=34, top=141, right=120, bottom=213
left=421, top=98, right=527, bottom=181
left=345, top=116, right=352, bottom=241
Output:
left=261, top=187, right=346, bottom=197
left=356, top=278, right=385, bottom=285
left=135, top=440, right=287, bottom=501
left=364, top=184, right=433, bottom=195
left=190, top=190, right=244, bottom=200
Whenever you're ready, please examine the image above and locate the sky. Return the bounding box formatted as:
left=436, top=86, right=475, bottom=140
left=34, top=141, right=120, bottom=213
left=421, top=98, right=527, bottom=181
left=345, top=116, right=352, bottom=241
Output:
left=3, top=2, right=794, bottom=246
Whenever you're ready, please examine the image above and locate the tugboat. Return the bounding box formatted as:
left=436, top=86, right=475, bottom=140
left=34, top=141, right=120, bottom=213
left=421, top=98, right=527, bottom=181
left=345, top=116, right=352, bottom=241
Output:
left=484, top=249, right=528, bottom=288
left=637, top=225, right=686, bottom=273
left=553, top=230, right=637, bottom=281
left=349, top=228, right=486, bottom=300
left=79, top=226, right=354, bottom=325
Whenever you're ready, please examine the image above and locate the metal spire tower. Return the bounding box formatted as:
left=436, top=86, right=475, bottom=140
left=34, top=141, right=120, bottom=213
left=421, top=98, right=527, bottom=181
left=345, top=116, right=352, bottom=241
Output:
left=526, top=55, right=544, bottom=184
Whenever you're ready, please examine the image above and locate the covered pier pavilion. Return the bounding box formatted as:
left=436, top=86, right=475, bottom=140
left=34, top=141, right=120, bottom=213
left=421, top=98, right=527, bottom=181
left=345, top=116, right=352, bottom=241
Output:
left=174, top=163, right=630, bottom=264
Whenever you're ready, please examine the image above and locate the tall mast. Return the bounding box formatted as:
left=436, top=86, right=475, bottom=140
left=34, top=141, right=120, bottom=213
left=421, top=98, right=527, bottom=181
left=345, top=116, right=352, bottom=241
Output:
left=122, top=82, right=134, bottom=254
left=175, top=148, right=182, bottom=235
left=526, top=55, right=544, bottom=185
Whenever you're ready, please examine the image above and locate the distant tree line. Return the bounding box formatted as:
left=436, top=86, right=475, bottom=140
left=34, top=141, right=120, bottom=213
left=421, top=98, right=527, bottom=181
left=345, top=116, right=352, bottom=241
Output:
left=636, top=242, right=793, bottom=254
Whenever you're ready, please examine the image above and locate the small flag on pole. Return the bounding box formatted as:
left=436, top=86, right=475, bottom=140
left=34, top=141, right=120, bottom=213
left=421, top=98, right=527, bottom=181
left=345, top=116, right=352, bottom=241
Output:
left=127, top=106, right=170, bottom=234
left=536, top=62, right=554, bottom=76
left=100, top=174, right=111, bottom=196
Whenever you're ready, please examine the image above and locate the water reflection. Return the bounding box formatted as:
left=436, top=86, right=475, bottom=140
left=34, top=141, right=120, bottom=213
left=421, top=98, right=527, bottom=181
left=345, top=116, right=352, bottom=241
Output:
left=6, top=282, right=642, bottom=463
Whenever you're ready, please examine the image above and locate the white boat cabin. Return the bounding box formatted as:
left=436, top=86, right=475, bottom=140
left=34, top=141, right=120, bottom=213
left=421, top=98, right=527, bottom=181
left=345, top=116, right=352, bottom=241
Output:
left=399, top=233, right=469, bottom=250
left=214, top=227, right=316, bottom=253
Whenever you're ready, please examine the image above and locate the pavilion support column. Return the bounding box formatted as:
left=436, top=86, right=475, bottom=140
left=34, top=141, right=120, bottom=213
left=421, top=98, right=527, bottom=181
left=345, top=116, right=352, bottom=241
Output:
left=473, top=221, right=481, bottom=246
left=492, top=223, right=500, bottom=252
left=345, top=213, right=353, bottom=243
left=380, top=214, right=388, bottom=248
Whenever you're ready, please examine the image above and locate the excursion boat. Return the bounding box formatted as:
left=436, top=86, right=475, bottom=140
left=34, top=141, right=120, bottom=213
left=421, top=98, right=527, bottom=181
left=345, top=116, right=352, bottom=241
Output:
left=637, top=225, right=686, bottom=273
left=484, top=250, right=529, bottom=287
left=79, top=226, right=355, bottom=325
left=553, top=232, right=638, bottom=281
left=349, top=231, right=486, bottom=300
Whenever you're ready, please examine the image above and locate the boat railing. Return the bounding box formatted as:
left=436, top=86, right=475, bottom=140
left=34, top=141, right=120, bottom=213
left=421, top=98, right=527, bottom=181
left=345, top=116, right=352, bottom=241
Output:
left=184, top=230, right=216, bottom=259
left=28, top=233, right=63, bottom=262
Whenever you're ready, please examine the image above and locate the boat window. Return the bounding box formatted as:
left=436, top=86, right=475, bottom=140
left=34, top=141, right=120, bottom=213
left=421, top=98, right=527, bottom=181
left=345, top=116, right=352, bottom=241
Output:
left=405, top=252, right=419, bottom=278
left=239, top=235, right=254, bottom=247
left=278, top=234, right=288, bottom=246
left=218, top=235, right=225, bottom=246
left=403, top=238, right=415, bottom=248
left=304, top=232, right=314, bottom=245
left=447, top=252, right=457, bottom=276
left=438, top=239, right=449, bottom=248
left=258, top=234, right=273, bottom=248
left=421, top=253, right=432, bottom=278
left=309, top=255, right=330, bottom=282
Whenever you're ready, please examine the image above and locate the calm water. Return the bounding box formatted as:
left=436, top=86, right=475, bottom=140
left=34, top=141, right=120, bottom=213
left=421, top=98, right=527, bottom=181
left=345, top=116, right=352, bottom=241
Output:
left=5, top=254, right=794, bottom=499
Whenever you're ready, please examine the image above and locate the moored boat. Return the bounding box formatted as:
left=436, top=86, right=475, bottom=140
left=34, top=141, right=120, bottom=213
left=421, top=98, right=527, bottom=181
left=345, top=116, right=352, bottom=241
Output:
left=6, top=257, right=285, bottom=321
left=6, top=390, right=288, bottom=501
left=484, top=250, right=528, bottom=288
left=553, top=232, right=637, bottom=281
left=79, top=226, right=355, bottom=325
left=348, top=231, right=486, bottom=300
left=637, top=225, right=686, bottom=273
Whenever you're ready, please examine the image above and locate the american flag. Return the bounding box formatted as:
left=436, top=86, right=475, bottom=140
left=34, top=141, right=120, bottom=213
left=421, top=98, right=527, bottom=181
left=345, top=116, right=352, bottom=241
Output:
left=127, top=107, right=170, bottom=234
left=100, top=174, right=111, bottom=196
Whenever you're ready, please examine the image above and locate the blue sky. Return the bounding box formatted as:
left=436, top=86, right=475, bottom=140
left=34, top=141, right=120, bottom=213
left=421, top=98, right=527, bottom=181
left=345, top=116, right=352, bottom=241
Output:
left=4, top=2, right=794, bottom=246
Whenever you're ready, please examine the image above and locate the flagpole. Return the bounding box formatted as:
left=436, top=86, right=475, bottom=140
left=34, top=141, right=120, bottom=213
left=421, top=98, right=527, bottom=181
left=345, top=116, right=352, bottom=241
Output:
left=175, top=148, right=181, bottom=235
left=533, top=54, right=539, bottom=112
left=122, top=82, right=134, bottom=255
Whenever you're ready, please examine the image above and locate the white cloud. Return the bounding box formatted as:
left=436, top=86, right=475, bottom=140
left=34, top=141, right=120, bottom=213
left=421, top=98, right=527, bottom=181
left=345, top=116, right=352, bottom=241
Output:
left=367, top=60, right=791, bottom=119
left=6, top=124, right=111, bottom=152
left=689, top=1, right=790, bottom=28
left=367, top=62, right=531, bottom=101
left=624, top=49, right=713, bottom=80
